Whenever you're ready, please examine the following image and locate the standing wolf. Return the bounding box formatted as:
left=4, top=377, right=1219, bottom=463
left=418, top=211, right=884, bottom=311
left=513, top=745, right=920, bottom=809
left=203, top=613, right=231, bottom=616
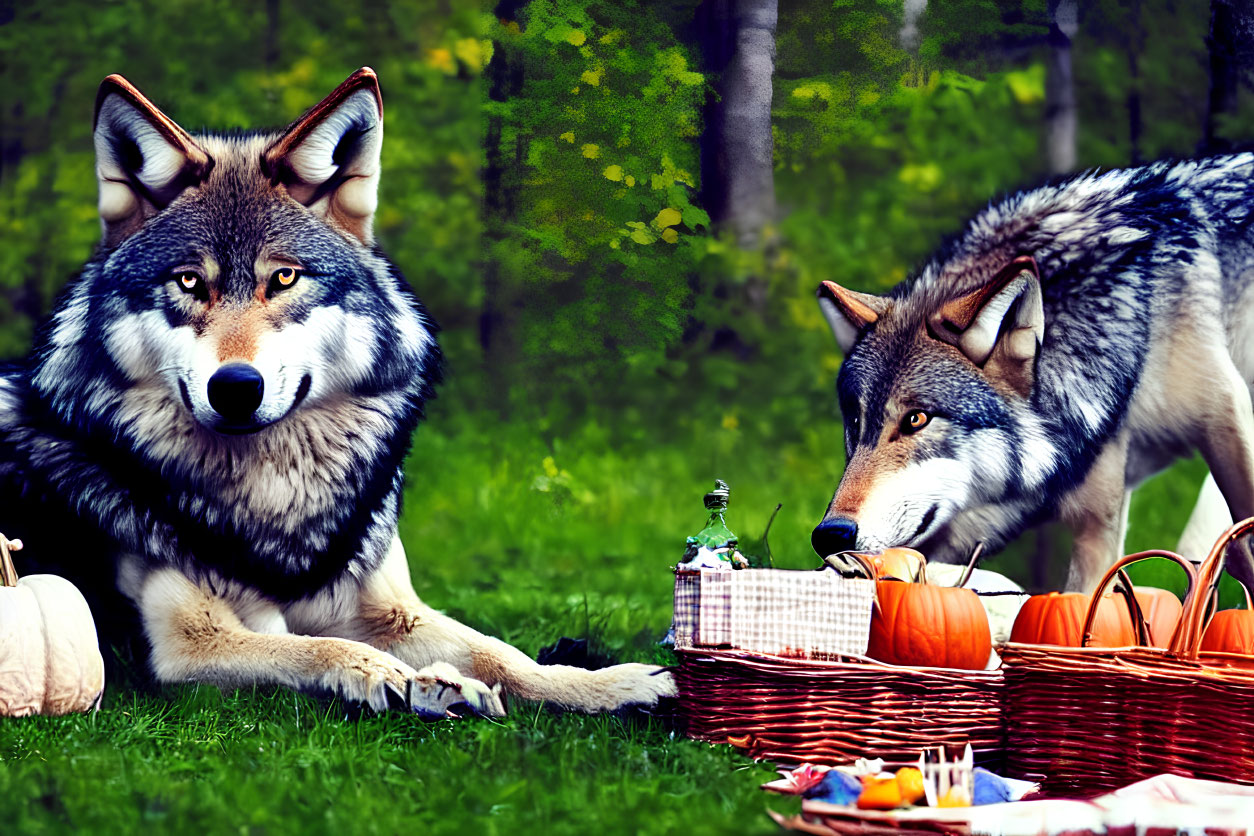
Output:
left=811, top=155, right=1254, bottom=592
left=0, top=69, right=673, bottom=716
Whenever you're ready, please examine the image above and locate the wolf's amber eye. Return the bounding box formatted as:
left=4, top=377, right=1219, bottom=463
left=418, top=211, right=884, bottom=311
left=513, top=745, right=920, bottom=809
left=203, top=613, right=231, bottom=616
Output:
left=900, top=410, right=930, bottom=435
left=270, top=267, right=300, bottom=291
left=175, top=271, right=202, bottom=294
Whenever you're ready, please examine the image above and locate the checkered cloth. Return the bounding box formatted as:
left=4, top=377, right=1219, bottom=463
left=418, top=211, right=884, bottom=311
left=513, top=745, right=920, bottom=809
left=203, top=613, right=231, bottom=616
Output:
left=673, top=568, right=874, bottom=658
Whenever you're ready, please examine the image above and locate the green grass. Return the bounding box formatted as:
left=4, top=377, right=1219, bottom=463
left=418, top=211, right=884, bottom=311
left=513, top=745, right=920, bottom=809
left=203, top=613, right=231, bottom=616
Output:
left=0, top=371, right=1230, bottom=834
left=0, top=687, right=795, bottom=835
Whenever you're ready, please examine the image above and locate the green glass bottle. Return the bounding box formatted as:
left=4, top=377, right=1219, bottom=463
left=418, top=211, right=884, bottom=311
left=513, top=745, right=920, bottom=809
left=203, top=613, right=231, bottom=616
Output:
left=682, top=480, right=745, bottom=567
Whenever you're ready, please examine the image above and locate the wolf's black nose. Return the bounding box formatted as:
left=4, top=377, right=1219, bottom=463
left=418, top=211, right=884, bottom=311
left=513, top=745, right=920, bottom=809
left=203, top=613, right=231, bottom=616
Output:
left=208, top=363, right=264, bottom=422
left=811, top=517, right=858, bottom=558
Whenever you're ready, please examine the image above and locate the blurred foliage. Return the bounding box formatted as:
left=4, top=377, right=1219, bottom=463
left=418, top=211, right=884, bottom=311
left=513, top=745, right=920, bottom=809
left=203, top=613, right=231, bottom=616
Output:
left=478, top=0, right=710, bottom=419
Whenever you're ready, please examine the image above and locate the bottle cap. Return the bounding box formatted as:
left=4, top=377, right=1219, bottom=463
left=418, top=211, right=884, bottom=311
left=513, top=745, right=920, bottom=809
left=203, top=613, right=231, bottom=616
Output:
left=704, top=479, right=730, bottom=511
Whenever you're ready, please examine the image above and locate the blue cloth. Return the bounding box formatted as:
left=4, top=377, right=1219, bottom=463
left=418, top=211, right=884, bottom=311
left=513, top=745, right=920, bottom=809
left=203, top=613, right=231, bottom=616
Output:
left=802, top=770, right=862, bottom=805
left=973, top=767, right=1014, bottom=806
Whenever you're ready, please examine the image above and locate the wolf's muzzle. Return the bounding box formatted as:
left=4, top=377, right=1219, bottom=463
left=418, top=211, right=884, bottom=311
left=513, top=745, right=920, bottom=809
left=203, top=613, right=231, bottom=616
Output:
left=811, top=516, right=858, bottom=558
left=208, top=363, right=264, bottom=424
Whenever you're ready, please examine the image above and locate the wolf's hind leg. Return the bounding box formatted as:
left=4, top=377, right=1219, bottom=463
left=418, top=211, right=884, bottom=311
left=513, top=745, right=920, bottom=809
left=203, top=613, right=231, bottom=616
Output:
left=1194, top=357, right=1254, bottom=591
left=132, top=563, right=499, bottom=716
left=330, top=537, right=676, bottom=713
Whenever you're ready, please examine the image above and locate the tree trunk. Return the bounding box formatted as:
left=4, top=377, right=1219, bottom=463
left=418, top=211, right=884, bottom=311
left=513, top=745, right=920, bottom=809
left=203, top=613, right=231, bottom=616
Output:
left=1201, top=0, right=1254, bottom=155
left=1126, top=0, right=1142, bottom=165
left=699, top=0, right=778, bottom=250
left=264, top=0, right=281, bottom=70
left=900, top=0, right=926, bottom=52
left=480, top=2, right=528, bottom=411
left=1035, top=0, right=1076, bottom=582
left=1044, top=0, right=1077, bottom=175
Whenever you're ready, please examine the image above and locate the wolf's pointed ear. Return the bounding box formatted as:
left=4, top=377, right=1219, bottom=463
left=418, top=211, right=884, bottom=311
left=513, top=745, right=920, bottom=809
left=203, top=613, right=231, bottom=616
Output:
left=262, top=68, right=383, bottom=245
left=816, top=281, right=888, bottom=354
left=93, top=75, right=214, bottom=247
left=929, top=256, right=1044, bottom=396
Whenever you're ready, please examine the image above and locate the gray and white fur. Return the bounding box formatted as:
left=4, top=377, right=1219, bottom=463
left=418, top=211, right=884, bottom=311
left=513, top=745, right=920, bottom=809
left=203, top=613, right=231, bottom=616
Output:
left=812, top=155, right=1254, bottom=592
left=0, top=70, right=674, bottom=715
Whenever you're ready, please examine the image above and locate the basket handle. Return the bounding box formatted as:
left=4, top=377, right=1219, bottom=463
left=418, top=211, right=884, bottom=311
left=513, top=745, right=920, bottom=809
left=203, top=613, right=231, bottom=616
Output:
left=1199, top=576, right=1254, bottom=633
left=1080, top=550, right=1197, bottom=649
left=1173, top=516, right=1254, bottom=658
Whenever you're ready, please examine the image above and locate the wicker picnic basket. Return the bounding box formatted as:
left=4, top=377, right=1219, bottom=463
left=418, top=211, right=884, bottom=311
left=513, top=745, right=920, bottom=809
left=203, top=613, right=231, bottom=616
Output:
left=675, top=649, right=1003, bottom=767
left=673, top=562, right=1004, bottom=768
left=1002, top=521, right=1254, bottom=794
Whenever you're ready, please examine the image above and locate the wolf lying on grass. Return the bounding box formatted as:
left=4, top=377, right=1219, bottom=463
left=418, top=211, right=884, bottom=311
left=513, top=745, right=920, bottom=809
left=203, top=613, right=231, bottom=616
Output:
left=811, top=156, right=1254, bottom=593
left=0, top=69, right=674, bottom=716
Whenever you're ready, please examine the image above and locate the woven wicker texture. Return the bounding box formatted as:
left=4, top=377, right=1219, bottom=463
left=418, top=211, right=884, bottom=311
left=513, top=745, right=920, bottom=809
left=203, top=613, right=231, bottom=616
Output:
left=676, top=649, right=1003, bottom=767
left=1003, top=530, right=1254, bottom=794
left=1001, top=643, right=1235, bottom=793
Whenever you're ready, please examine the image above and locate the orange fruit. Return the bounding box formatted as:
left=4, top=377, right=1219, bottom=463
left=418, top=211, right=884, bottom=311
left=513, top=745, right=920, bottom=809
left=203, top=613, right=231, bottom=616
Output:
left=895, top=767, right=925, bottom=805
left=856, top=775, right=903, bottom=810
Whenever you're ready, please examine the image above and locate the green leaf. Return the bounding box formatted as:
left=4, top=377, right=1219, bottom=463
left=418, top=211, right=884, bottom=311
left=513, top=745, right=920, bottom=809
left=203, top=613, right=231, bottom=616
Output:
left=681, top=205, right=710, bottom=230
left=652, top=207, right=681, bottom=229
left=1003, top=66, right=1045, bottom=105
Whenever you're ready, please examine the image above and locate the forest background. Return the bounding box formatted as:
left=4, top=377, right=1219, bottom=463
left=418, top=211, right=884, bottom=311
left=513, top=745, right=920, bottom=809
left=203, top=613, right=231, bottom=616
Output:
left=2, top=1, right=1254, bottom=833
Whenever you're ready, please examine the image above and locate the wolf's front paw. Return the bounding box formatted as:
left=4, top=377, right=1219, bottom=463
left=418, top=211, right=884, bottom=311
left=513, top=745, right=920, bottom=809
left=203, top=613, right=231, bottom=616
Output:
left=582, top=662, right=677, bottom=711
left=406, top=661, right=506, bottom=719
left=317, top=644, right=425, bottom=712
left=316, top=644, right=498, bottom=718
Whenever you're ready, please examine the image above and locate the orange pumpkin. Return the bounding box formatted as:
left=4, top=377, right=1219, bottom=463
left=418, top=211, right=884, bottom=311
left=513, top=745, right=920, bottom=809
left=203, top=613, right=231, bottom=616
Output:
left=1132, top=586, right=1183, bottom=648
left=867, top=579, right=992, bottom=670
left=1009, top=591, right=1137, bottom=647
left=1200, top=607, right=1254, bottom=654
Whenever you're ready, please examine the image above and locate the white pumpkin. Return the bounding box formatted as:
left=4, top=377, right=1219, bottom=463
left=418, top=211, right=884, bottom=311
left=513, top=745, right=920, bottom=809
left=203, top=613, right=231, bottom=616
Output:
left=0, top=534, right=105, bottom=716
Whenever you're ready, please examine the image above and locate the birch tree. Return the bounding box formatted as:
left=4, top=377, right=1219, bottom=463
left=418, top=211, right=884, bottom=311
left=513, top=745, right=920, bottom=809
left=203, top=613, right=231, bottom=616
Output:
left=900, top=0, right=926, bottom=52
left=1044, top=0, right=1077, bottom=174
left=700, top=0, right=778, bottom=249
